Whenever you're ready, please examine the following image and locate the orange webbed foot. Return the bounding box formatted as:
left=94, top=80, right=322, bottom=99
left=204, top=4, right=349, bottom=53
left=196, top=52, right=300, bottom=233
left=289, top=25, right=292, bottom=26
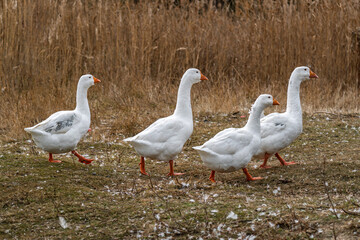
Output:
left=167, top=172, right=185, bottom=177
left=48, top=153, right=61, bottom=163
left=78, top=158, right=94, bottom=165
left=282, top=161, right=296, bottom=166
left=260, top=153, right=271, bottom=169
left=72, top=151, right=94, bottom=165
left=260, top=164, right=272, bottom=169
left=246, top=176, right=263, bottom=181
left=139, top=156, right=150, bottom=176
left=167, top=160, right=184, bottom=177
left=209, top=171, right=216, bottom=183
left=242, top=168, right=263, bottom=181
left=140, top=169, right=150, bottom=176
left=275, top=153, right=297, bottom=166
left=49, top=159, right=61, bottom=163
left=139, top=164, right=150, bottom=176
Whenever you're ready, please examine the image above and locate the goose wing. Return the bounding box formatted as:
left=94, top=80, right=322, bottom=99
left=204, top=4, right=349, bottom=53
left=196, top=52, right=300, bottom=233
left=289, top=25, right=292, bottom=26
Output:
left=131, top=116, right=187, bottom=143
left=29, top=111, right=81, bottom=134
left=202, top=128, right=253, bottom=156
left=260, top=112, right=288, bottom=139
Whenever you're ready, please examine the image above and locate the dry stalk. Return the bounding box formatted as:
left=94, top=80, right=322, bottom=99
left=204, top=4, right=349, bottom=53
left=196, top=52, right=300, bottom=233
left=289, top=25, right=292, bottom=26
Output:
left=0, top=1, right=359, bottom=141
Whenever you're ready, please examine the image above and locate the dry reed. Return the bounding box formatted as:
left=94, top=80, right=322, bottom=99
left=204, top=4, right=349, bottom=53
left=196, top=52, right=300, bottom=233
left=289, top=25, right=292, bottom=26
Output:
left=0, top=0, right=359, bottom=141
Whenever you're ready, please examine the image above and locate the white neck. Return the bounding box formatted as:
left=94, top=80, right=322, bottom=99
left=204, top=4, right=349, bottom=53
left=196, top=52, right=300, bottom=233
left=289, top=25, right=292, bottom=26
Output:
left=245, top=102, right=266, bottom=133
left=75, top=82, right=90, bottom=116
left=285, top=74, right=302, bottom=117
left=173, top=77, right=193, bottom=119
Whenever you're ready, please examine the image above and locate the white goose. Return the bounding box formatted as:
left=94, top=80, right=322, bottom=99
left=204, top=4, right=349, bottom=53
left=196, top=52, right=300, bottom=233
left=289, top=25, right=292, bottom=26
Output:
left=24, top=74, right=101, bottom=164
left=124, top=68, right=208, bottom=176
left=193, top=94, right=279, bottom=182
left=254, top=66, right=318, bottom=168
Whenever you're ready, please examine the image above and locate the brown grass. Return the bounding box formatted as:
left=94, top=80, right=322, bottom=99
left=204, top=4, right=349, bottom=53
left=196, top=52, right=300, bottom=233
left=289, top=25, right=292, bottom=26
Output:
left=0, top=0, right=359, bottom=140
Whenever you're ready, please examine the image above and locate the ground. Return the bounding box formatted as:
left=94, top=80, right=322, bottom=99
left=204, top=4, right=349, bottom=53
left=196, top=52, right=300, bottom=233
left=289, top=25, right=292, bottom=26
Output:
left=0, top=113, right=359, bottom=239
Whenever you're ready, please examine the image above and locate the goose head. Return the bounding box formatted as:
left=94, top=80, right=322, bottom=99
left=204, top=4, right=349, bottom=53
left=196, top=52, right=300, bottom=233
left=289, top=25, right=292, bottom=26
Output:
left=255, top=94, right=280, bottom=108
left=250, top=94, right=279, bottom=115
left=78, top=74, right=101, bottom=89
left=291, top=66, right=319, bottom=82
left=182, top=68, right=208, bottom=85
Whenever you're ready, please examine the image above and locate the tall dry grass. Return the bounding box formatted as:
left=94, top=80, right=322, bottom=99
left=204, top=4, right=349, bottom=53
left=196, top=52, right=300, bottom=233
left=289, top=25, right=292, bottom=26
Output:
left=0, top=0, right=359, bottom=141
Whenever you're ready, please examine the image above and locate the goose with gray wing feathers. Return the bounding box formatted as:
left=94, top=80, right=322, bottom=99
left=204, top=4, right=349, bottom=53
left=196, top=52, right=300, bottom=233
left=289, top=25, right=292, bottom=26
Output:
left=24, top=74, right=101, bottom=164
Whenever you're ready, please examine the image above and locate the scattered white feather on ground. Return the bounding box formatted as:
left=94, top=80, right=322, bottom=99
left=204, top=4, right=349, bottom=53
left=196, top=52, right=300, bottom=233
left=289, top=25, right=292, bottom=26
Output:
left=59, top=216, right=68, bottom=229
left=273, top=186, right=281, bottom=195
left=226, top=211, right=238, bottom=220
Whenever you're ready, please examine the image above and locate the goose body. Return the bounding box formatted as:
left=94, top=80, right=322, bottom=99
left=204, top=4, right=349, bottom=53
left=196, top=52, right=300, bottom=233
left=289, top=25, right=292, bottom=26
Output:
left=258, top=112, right=302, bottom=155
left=194, top=94, right=279, bottom=182
left=25, top=110, right=89, bottom=154
left=124, top=114, right=193, bottom=162
left=124, top=68, right=208, bottom=176
left=254, top=66, right=318, bottom=168
left=24, top=74, right=101, bottom=163
left=194, top=127, right=260, bottom=173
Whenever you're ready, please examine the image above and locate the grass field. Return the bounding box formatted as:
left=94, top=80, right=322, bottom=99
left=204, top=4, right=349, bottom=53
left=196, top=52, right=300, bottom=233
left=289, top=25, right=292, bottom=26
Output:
left=1, top=113, right=359, bottom=239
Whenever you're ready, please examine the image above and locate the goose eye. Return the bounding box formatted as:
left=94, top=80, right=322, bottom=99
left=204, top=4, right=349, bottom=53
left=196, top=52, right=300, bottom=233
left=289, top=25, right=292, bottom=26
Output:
left=268, top=96, right=271, bottom=98
left=196, top=71, right=199, bottom=73
left=304, top=69, right=307, bottom=71
left=89, top=76, right=91, bottom=78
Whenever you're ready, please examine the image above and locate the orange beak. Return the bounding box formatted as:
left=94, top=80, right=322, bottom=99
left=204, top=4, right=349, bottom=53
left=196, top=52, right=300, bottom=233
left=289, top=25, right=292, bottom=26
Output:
left=93, top=76, right=101, bottom=83
left=309, top=69, right=318, bottom=79
left=273, top=99, right=280, bottom=105
left=200, top=72, right=208, bottom=81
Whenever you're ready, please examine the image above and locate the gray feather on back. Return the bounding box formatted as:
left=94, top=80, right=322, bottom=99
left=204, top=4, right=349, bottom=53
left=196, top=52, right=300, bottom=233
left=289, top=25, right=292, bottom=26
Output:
left=33, top=111, right=81, bottom=134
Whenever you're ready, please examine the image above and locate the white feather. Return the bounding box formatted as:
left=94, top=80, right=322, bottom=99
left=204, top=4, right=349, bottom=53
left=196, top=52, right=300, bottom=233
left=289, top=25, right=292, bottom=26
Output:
left=59, top=216, right=68, bottom=229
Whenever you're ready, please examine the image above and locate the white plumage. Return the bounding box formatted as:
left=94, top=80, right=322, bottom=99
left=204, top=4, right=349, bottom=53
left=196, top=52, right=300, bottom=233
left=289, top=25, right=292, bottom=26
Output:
left=25, top=110, right=85, bottom=154
left=124, top=116, right=192, bottom=161
left=24, top=74, right=101, bottom=164
left=254, top=66, right=318, bottom=168
left=193, top=94, right=279, bottom=182
left=124, top=68, right=208, bottom=176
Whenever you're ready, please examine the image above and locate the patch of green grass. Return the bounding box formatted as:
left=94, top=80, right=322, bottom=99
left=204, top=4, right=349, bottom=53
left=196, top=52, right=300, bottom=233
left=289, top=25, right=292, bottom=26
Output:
left=0, top=114, right=359, bottom=239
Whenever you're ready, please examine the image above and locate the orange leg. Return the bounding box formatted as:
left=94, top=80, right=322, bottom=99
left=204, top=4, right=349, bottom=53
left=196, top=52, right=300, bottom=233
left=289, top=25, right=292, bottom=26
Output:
left=87, top=128, right=91, bottom=132
left=209, top=170, right=216, bottom=183
left=48, top=153, right=61, bottom=163
left=167, top=160, right=184, bottom=176
left=260, top=153, right=272, bottom=169
left=71, top=150, right=94, bottom=164
left=139, top=156, right=149, bottom=176
left=242, top=168, right=263, bottom=181
left=275, top=153, right=296, bottom=166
